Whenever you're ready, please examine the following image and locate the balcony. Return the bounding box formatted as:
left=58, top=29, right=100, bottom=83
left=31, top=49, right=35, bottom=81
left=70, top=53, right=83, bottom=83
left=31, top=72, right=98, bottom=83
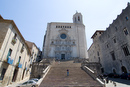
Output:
left=20, top=47, right=24, bottom=53
left=12, top=39, right=17, bottom=45
left=18, top=63, right=22, bottom=68
left=4, top=56, right=13, bottom=65
left=7, top=57, right=14, bottom=65
left=16, top=62, right=22, bottom=68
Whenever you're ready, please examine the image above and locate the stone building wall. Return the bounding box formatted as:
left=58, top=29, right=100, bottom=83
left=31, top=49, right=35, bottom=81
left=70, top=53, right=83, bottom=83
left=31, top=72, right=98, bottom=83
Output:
left=0, top=17, right=31, bottom=86
left=88, top=3, right=130, bottom=75
left=88, top=31, right=104, bottom=63
left=25, top=41, right=39, bottom=63
left=100, top=3, right=130, bottom=74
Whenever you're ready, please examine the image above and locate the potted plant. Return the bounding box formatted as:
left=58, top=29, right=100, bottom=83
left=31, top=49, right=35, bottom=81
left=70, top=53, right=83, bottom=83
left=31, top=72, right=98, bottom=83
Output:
left=12, top=39, right=16, bottom=44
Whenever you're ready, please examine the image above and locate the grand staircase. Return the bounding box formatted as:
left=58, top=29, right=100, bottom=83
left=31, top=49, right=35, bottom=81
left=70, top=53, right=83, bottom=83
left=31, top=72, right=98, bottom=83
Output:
left=39, top=61, right=104, bottom=87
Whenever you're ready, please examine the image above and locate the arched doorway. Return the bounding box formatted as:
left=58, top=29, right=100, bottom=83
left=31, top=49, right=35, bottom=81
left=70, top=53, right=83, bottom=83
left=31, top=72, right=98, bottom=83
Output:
left=61, top=54, right=65, bottom=60
left=121, top=66, right=127, bottom=73
left=113, top=69, right=116, bottom=74
left=101, top=68, right=104, bottom=73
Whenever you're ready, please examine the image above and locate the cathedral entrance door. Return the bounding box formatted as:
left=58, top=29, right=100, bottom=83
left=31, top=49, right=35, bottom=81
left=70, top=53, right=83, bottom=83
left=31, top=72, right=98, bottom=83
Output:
left=61, top=54, right=65, bottom=60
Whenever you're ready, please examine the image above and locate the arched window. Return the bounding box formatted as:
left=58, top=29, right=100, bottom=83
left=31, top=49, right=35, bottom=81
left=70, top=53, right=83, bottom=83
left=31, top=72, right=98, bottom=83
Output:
left=75, top=17, right=76, bottom=22
left=113, top=69, right=116, bottom=74
left=78, top=16, right=80, bottom=21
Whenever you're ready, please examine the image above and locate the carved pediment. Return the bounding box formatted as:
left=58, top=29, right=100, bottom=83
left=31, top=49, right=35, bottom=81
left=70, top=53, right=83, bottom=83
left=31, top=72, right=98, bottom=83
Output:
left=58, top=28, right=68, bottom=34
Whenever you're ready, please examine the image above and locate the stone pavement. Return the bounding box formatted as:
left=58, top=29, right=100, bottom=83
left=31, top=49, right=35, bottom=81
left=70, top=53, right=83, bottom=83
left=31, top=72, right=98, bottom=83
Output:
left=105, top=82, right=130, bottom=87
left=0, top=76, right=30, bottom=87
left=105, top=78, right=130, bottom=87
left=39, top=61, right=104, bottom=87
left=2, top=65, right=51, bottom=87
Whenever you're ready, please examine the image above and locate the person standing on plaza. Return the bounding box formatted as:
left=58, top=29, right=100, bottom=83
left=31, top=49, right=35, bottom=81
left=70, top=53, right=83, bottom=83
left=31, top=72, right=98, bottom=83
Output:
left=58, top=61, right=60, bottom=64
left=67, top=69, right=69, bottom=76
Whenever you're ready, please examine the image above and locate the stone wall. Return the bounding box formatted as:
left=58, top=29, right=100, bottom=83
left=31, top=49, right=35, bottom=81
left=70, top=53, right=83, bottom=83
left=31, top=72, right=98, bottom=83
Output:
left=88, top=3, right=130, bottom=75
left=30, top=58, right=55, bottom=79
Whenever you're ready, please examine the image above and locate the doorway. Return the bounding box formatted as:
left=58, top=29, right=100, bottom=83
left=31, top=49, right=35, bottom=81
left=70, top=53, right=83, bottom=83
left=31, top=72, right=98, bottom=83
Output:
left=1, top=68, right=6, bottom=80
left=61, top=54, right=65, bottom=60
left=22, top=69, right=26, bottom=80
left=101, top=68, right=104, bottom=73
left=121, top=66, right=127, bottom=73
left=113, top=69, right=116, bottom=74
left=12, top=68, right=18, bottom=82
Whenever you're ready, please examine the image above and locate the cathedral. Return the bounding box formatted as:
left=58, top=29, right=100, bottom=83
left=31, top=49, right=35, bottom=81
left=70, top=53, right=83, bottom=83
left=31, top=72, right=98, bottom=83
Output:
left=42, top=12, right=88, bottom=60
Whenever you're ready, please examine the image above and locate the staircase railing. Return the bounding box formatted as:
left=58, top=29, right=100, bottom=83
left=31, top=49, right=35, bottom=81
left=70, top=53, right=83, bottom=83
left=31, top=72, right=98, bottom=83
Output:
left=81, top=61, right=105, bottom=86
left=81, top=65, right=96, bottom=80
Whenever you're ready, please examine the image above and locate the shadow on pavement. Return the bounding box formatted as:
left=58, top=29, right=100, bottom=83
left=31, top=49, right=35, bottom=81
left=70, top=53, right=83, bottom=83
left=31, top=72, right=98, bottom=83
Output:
left=108, top=77, right=130, bottom=85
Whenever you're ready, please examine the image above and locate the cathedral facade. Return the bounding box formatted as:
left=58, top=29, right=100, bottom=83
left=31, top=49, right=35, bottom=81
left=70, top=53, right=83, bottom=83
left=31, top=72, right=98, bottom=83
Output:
left=42, top=12, right=88, bottom=60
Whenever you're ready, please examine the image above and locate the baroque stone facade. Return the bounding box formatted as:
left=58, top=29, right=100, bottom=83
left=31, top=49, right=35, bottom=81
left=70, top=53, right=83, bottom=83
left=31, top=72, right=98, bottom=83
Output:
left=42, top=12, right=88, bottom=60
left=88, top=3, right=130, bottom=75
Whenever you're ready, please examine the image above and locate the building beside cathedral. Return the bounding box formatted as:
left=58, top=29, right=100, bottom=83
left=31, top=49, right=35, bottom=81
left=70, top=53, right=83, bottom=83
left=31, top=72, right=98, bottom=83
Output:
left=42, top=12, right=88, bottom=60
left=0, top=15, right=32, bottom=86
left=88, top=3, right=130, bottom=75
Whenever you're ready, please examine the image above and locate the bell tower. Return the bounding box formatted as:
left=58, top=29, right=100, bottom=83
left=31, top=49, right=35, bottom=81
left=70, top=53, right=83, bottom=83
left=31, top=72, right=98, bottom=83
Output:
left=73, top=11, right=83, bottom=24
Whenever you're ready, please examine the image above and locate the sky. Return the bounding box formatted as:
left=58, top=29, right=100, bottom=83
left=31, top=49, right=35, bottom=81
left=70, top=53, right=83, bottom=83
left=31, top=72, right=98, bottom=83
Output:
left=0, top=0, right=129, bottom=50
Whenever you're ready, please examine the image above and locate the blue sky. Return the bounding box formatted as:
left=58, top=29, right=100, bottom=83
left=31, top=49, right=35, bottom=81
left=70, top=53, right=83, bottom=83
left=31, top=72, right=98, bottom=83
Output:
left=0, top=0, right=129, bottom=50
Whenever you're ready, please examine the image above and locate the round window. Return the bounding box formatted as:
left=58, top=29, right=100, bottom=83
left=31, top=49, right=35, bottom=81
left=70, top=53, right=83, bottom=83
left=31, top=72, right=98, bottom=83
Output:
left=60, top=34, right=66, bottom=39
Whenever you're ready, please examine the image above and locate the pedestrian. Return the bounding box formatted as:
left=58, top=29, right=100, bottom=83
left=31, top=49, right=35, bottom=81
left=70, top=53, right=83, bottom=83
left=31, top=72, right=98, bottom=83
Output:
left=67, top=69, right=69, bottom=76
left=58, top=61, right=60, bottom=64
left=106, top=77, right=109, bottom=83
left=113, top=82, right=116, bottom=87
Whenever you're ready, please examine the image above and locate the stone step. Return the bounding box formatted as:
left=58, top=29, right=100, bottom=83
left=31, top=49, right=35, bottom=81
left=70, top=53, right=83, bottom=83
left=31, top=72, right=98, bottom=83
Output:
left=39, top=61, right=104, bottom=87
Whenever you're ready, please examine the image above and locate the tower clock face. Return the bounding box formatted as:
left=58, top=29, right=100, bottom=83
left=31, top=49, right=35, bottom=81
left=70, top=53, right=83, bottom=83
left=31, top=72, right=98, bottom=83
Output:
left=60, top=34, right=66, bottom=39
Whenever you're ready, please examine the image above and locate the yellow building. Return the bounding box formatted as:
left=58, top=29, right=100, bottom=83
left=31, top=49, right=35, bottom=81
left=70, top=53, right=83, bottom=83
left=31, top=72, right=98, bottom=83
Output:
left=0, top=15, right=31, bottom=86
